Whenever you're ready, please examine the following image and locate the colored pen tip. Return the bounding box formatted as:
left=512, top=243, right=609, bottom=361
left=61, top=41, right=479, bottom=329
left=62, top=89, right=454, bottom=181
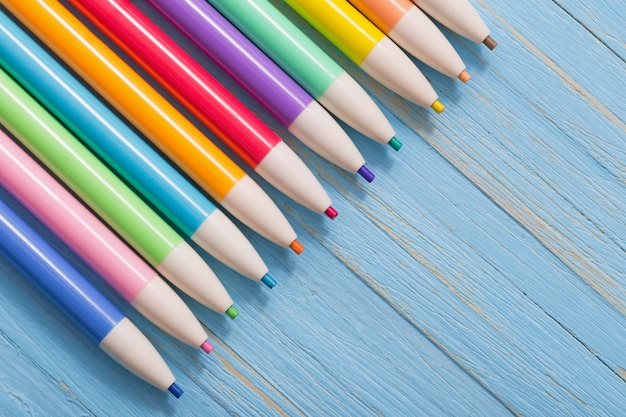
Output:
left=431, top=100, right=445, bottom=114
left=388, top=137, right=403, bottom=151
left=357, top=165, right=375, bottom=182
left=200, top=340, right=214, bottom=354
left=261, top=273, right=277, bottom=288
left=289, top=239, right=305, bottom=254
left=483, top=36, right=498, bottom=50
left=324, top=206, right=338, bottom=219
left=458, top=70, right=471, bottom=83
left=225, top=305, right=239, bottom=319
left=168, top=383, right=184, bottom=398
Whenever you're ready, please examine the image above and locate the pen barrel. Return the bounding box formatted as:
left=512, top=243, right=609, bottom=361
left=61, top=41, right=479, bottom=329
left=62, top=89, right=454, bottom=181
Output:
left=208, top=0, right=344, bottom=99
left=0, top=132, right=153, bottom=302
left=412, top=0, right=490, bottom=43
left=146, top=0, right=312, bottom=128
left=0, top=67, right=182, bottom=267
left=348, top=0, right=411, bottom=33
left=3, top=0, right=245, bottom=202
left=284, top=0, right=384, bottom=65
left=70, top=0, right=280, bottom=167
left=0, top=199, right=123, bottom=344
left=0, top=11, right=212, bottom=238
left=0, top=203, right=177, bottom=390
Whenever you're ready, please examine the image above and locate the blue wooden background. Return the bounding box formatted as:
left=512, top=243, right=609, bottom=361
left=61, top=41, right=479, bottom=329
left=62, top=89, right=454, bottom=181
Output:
left=0, top=0, right=624, bottom=415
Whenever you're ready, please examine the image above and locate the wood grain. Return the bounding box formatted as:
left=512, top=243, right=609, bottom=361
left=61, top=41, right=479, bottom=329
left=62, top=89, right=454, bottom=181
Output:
left=0, top=0, right=624, bottom=415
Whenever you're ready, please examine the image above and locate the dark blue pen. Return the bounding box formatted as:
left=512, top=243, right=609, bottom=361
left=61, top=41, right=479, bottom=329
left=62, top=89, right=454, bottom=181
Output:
left=0, top=197, right=183, bottom=397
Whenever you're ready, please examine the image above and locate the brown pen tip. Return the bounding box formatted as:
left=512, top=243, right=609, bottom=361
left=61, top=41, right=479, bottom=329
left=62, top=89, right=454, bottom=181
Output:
left=483, top=36, right=497, bottom=50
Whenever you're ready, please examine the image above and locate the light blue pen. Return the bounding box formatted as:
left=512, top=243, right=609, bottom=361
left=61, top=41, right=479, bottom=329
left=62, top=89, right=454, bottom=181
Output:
left=0, top=12, right=274, bottom=288
left=0, top=197, right=183, bottom=396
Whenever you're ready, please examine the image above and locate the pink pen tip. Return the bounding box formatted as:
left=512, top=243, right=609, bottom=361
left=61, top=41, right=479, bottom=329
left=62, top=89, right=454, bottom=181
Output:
left=324, top=206, right=338, bottom=219
left=200, top=340, right=214, bottom=353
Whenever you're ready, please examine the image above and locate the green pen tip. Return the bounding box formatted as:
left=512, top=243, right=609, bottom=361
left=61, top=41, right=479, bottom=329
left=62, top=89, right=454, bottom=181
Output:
left=388, top=137, right=403, bottom=151
left=225, top=306, right=239, bottom=319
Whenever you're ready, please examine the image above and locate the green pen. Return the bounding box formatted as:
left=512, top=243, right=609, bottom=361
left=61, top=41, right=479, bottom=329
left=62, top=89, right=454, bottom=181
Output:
left=207, top=0, right=401, bottom=150
left=0, top=67, right=238, bottom=318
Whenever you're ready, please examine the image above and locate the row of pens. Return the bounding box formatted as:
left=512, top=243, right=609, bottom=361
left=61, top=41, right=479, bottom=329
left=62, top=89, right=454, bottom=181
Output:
left=0, top=0, right=496, bottom=397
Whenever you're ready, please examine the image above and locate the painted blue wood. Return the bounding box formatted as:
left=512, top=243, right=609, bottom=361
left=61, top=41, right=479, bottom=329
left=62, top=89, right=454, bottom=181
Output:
left=0, top=0, right=624, bottom=416
left=553, top=0, right=626, bottom=61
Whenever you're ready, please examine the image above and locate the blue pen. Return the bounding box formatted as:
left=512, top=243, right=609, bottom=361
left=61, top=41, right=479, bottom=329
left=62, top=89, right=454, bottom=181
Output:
left=0, top=197, right=182, bottom=396
left=0, top=12, right=274, bottom=287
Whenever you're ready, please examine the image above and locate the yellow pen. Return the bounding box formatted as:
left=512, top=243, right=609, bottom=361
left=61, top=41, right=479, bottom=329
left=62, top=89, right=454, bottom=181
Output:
left=283, top=0, right=444, bottom=112
left=3, top=0, right=303, bottom=252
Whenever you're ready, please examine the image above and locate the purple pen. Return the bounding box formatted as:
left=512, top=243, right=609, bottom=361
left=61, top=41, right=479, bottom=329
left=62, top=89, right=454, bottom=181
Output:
left=145, top=0, right=375, bottom=182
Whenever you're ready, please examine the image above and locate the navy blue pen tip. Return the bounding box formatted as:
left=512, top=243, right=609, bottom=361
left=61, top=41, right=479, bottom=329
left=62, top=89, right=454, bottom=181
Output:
left=261, top=273, right=277, bottom=288
left=358, top=165, right=375, bottom=182
left=168, top=382, right=184, bottom=398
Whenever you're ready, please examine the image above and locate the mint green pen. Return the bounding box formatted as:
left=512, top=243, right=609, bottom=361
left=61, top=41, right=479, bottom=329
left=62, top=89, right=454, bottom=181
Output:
left=0, top=67, right=237, bottom=318
left=208, top=0, right=401, bottom=150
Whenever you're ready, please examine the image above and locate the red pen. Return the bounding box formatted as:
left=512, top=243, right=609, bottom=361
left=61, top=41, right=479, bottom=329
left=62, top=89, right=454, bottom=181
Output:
left=71, top=0, right=337, bottom=218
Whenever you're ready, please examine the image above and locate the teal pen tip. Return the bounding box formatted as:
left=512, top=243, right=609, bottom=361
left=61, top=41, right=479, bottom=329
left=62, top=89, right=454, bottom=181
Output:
left=388, top=137, right=403, bottom=151
left=261, top=273, right=277, bottom=288
left=225, top=305, right=239, bottom=319
left=168, top=383, right=183, bottom=398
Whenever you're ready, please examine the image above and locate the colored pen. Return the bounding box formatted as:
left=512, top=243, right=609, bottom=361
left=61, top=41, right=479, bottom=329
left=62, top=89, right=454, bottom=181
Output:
left=0, top=198, right=182, bottom=396
left=146, top=0, right=374, bottom=182
left=282, top=0, right=443, bottom=112
left=0, top=130, right=213, bottom=353
left=207, top=0, right=401, bottom=150
left=0, top=67, right=236, bottom=318
left=0, top=12, right=275, bottom=288
left=412, top=0, right=497, bottom=49
left=348, top=0, right=470, bottom=81
left=71, top=0, right=336, bottom=218
left=0, top=130, right=213, bottom=352
left=3, top=0, right=303, bottom=252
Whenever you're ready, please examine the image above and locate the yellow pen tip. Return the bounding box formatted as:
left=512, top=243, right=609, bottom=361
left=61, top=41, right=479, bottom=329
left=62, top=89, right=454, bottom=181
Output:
left=431, top=100, right=445, bottom=114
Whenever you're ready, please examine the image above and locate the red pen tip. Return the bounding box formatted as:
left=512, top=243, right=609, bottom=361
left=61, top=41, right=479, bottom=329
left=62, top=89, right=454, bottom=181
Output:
left=324, top=206, right=338, bottom=219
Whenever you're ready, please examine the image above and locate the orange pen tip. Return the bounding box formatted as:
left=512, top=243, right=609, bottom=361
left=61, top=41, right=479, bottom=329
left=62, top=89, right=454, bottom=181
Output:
left=458, top=70, right=471, bottom=83
left=289, top=240, right=304, bottom=255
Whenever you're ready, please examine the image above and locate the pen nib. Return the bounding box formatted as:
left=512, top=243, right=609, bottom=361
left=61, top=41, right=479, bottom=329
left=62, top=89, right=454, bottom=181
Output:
left=483, top=36, right=497, bottom=50
left=289, top=239, right=304, bottom=254
left=200, top=340, right=214, bottom=354
left=358, top=165, right=375, bottom=182
left=168, top=383, right=184, bottom=398
left=324, top=206, right=338, bottom=219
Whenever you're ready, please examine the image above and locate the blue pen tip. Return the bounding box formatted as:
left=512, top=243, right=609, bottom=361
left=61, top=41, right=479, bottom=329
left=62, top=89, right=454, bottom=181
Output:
left=261, top=273, right=277, bottom=288
left=168, top=382, right=183, bottom=398
left=357, top=165, right=375, bottom=182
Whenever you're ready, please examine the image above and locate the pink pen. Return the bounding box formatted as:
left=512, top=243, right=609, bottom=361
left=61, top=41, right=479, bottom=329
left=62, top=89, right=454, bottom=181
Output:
left=0, top=129, right=213, bottom=353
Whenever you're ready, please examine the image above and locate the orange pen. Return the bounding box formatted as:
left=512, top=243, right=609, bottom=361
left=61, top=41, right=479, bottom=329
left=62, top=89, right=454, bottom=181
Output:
left=3, top=0, right=302, bottom=252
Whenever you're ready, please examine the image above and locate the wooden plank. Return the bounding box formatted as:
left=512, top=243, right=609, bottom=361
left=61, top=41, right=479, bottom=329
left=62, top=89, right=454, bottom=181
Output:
left=552, top=0, right=626, bottom=61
